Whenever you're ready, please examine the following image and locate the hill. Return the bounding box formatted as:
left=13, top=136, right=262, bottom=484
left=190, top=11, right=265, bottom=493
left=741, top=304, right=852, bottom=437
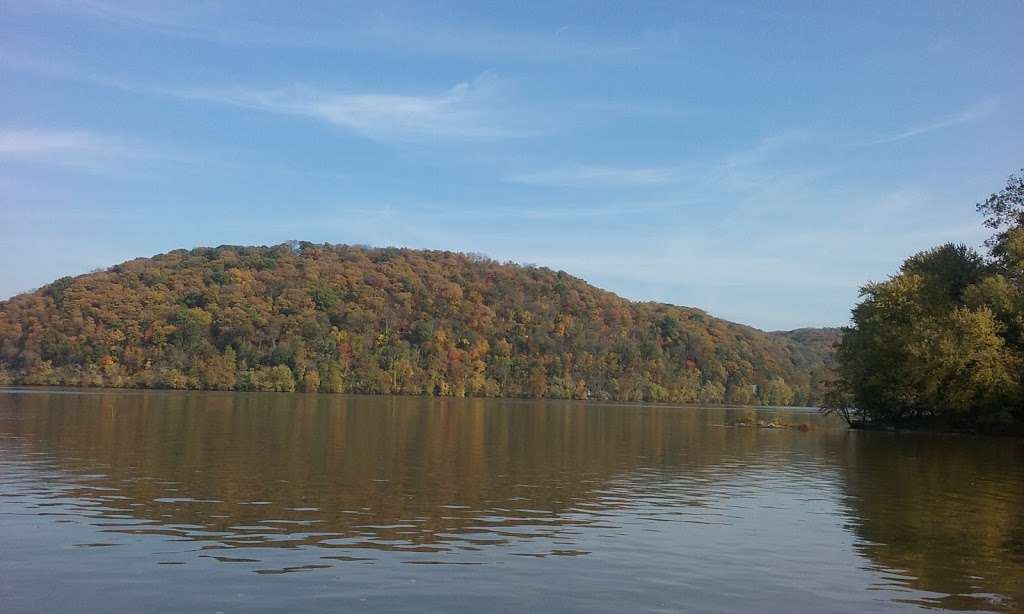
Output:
left=0, top=243, right=837, bottom=405
left=770, top=327, right=842, bottom=367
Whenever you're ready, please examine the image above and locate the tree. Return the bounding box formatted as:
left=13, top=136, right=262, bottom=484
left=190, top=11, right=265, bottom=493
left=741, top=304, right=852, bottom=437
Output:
left=170, top=307, right=212, bottom=350
left=699, top=381, right=725, bottom=404
left=901, top=243, right=985, bottom=304
left=761, top=377, right=795, bottom=407
left=245, top=365, right=296, bottom=392
left=919, top=307, right=1018, bottom=421
left=302, top=369, right=321, bottom=393
left=0, top=363, right=13, bottom=385
left=726, top=382, right=756, bottom=405
left=202, top=347, right=237, bottom=390
left=830, top=171, right=1024, bottom=433
left=320, top=361, right=346, bottom=393
left=977, top=169, right=1024, bottom=271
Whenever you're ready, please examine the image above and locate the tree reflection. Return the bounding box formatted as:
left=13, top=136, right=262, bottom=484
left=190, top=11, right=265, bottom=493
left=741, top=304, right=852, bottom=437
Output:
left=837, top=430, right=1024, bottom=611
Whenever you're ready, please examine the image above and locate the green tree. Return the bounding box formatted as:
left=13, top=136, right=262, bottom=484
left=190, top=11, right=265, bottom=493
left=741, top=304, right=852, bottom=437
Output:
left=320, top=361, right=346, bottom=393
left=248, top=365, right=296, bottom=392
left=170, top=307, right=212, bottom=349
left=829, top=171, right=1024, bottom=432
left=761, top=377, right=795, bottom=406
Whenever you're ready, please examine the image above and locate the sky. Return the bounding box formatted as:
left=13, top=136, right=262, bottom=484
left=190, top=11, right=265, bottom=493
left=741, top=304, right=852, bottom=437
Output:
left=1, top=1, right=1022, bottom=330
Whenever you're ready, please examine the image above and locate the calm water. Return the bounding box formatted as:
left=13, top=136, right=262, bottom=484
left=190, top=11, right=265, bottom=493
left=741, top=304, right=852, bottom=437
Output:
left=0, top=389, right=1021, bottom=613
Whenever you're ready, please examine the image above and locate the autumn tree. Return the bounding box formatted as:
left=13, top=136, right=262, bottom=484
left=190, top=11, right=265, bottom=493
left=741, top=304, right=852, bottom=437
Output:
left=0, top=243, right=835, bottom=404
left=829, top=171, right=1024, bottom=433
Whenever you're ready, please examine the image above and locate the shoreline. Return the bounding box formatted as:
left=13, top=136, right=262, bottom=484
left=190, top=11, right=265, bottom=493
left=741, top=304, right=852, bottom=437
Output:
left=0, top=383, right=822, bottom=412
left=848, top=421, right=1024, bottom=438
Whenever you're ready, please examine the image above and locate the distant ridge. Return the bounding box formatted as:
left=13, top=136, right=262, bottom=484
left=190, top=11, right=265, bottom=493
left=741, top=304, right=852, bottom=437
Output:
left=0, top=243, right=838, bottom=405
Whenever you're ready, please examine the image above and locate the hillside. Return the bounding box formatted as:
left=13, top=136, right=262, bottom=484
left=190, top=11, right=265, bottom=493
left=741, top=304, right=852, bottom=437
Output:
left=0, top=243, right=837, bottom=405
left=770, top=327, right=842, bottom=367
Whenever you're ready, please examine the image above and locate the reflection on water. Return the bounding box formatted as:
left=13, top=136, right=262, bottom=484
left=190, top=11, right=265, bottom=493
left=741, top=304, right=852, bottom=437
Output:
left=0, top=389, right=1021, bottom=612
left=839, top=434, right=1024, bottom=611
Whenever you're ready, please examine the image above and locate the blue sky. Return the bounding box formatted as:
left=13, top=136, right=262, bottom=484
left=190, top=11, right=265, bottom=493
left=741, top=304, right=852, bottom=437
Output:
left=1, top=1, right=1021, bottom=330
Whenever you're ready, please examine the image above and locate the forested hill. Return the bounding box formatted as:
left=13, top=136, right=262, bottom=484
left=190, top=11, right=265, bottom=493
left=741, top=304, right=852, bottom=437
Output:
left=0, top=243, right=837, bottom=405
left=769, top=328, right=843, bottom=369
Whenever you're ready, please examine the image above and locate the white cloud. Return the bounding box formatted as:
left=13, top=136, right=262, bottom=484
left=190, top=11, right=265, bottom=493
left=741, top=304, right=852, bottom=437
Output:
left=0, top=129, right=104, bottom=155
left=0, top=52, right=531, bottom=143
left=168, top=74, right=527, bottom=141
left=0, top=127, right=204, bottom=176
left=0, top=128, right=133, bottom=168
left=1, top=52, right=689, bottom=146
left=873, top=99, right=1000, bottom=144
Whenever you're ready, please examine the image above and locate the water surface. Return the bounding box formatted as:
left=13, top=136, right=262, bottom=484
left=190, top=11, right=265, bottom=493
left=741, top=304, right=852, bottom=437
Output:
left=1, top=389, right=1021, bottom=612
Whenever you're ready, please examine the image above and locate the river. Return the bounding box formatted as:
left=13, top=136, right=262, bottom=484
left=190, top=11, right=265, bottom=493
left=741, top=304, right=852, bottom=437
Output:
left=0, top=388, right=1021, bottom=612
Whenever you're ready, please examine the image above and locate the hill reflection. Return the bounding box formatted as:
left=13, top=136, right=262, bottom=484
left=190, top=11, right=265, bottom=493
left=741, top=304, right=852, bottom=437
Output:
left=1, top=391, right=833, bottom=554
left=1, top=389, right=1021, bottom=611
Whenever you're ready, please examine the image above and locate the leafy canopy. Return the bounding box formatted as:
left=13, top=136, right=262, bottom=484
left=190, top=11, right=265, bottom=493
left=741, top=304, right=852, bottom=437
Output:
left=828, top=170, right=1024, bottom=433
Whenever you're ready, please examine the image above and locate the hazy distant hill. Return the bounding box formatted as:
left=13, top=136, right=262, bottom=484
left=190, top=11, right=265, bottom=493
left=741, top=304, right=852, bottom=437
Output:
left=770, top=327, right=843, bottom=367
left=0, top=243, right=838, bottom=405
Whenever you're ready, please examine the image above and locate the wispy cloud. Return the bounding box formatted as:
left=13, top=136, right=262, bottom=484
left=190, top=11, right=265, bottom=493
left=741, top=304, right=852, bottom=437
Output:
left=0, top=129, right=108, bottom=155
left=0, top=128, right=137, bottom=168
left=59, top=0, right=685, bottom=63
left=508, top=164, right=675, bottom=188
left=0, top=54, right=530, bottom=143
left=507, top=131, right=818, bottom=194
left=0, top=51, right=157, bottom=95
left=59, top=0, right=308, bottom=47
left=174, top=74, right=528, bottom=141
left=872, top=99, right=1000, bottom=144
